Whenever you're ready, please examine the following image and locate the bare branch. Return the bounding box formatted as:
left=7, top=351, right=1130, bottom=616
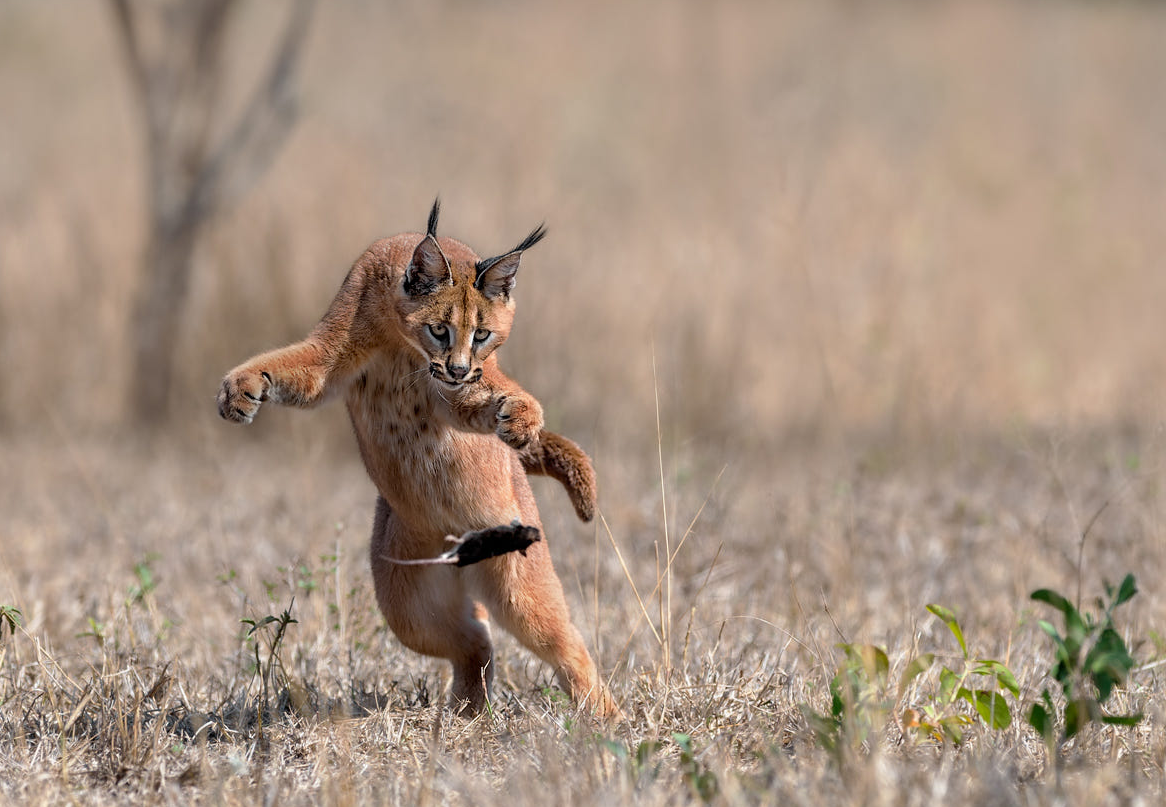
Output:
left=187, top=0, right=316, bottom=225
left=107, top=0, right=150, bottom=104
left=112, top=0, right=315, bottom=420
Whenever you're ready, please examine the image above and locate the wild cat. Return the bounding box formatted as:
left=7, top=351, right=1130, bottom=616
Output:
left=217, top=201, right=617, bottom=717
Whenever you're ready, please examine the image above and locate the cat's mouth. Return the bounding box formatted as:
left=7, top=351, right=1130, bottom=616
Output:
left=429, top=367, right=483, bottom=389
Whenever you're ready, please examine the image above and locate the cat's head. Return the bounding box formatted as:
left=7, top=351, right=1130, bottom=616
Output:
left=395, top=199, right=545, bottom=389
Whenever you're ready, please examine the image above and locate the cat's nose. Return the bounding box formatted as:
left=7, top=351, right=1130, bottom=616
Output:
left=447, top=363, right=470, bottom=380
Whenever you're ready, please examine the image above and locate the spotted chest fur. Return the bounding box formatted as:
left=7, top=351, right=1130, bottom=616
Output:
left=346, top=349, right=521, bottom=539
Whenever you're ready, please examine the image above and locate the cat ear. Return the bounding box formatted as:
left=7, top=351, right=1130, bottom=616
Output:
left=404, top=236, right=452, bottom=296
left=474, top=252, right=522, bottom=300
left=475, top=223, right=546, bottom=300
left=404, top=198, right=451, bottom=296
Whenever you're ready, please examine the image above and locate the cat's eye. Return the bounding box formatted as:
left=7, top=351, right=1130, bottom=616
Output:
left=428, top=323, right=449, bottom=342
left=473, top=328, right=491, bottom=343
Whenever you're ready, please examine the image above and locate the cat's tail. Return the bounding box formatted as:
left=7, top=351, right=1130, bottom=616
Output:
left=519, top=430, right=597, bottom=523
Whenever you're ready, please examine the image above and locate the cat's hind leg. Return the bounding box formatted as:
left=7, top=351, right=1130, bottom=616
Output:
left=369, top=497, right=494, bottom=713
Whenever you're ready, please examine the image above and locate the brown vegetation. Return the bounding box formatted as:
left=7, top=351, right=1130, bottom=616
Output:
left=1, top=1, right=1165, bottom=804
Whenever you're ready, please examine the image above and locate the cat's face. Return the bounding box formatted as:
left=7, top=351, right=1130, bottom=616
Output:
left=396, top=235, right=515, bottom=387
left=394, top=207, right=544, bottom=389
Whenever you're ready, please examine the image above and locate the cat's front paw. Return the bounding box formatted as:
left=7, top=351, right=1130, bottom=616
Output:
left=217, top=368, right=270, bottom=424
left=495, top=394, right=543, bottom=450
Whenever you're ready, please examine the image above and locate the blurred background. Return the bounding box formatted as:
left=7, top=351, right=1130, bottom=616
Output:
left=3, top=0, right=1165, bottom=458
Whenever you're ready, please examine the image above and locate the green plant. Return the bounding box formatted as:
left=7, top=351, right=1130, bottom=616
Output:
left=802, top=643, right=890, bottom=760
left=602, top=738, right=663, bottom=788
left=803, top=605, right=1021, bottom=756
left=241, top=598, right=299, bottom=738
left=294, top=563, right=318, bottom=594
left=1027, top=574, right=1143, bottom=748
left=672, top=732, right=719, bottom=802
left=77, top=616, right=106, bottom=647
left=126, top=553, right=159, bottom=607
left=0, top=604, right=21, bottom=639
left=601, top=734, right=717, bottom=802
left=902, top=604, right=1019, bottom=744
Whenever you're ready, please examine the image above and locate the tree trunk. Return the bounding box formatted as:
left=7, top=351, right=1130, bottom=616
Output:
left=130, top=218, right=198, bottom=421
left=110, top=0, right=314, bottom=424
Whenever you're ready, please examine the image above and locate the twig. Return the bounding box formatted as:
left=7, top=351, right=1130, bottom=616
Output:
left=651, top=345, right=672, bottom=673
left=1076, top=498, right=1110, bottom=610
left=682, top=543, right=723, bottom=668
left=821, top=591, right=849, bottom=644
left=603, top=466, right=727, bottom=690
left=601, top=511, right=662, bottom=645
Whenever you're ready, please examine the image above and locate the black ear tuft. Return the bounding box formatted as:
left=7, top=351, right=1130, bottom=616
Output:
left=511, top=222, right=547, bottom=254
left=426, top=197, right=441, bottom=238
left=474, top=223, right=547, bottom=283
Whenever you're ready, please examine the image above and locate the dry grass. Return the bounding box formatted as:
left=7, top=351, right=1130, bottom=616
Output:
left=3, top=0, right=1166, bottom=804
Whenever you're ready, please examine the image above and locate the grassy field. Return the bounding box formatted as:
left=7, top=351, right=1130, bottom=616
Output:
left=2, top=1, right=1166, bottom=803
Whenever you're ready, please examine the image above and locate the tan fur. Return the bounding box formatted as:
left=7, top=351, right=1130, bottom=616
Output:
left=217, top=220, right=616, bottom=718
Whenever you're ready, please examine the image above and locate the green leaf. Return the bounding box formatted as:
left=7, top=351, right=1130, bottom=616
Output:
left=0, top=605, right=21, bottom=638
left=1092, top=627, right=1133, bottom=665
left=1032, top=588, right=1089, bottom=657
left=134, top=562, right=154, bottom=589
left=971, top=660, right=1020, bottom=697
left=800, top=707, right=841, bottom=751
left=938, top=715, right=967, bottom=745
left=1063, top=608, right=1088, bottom=657
left=243, top=615, right=280, bottom=636
left=1031, top=588, right=1075, bottom=617
left=938, top=667, right=960, bottom=703
left=969, top=690, right=1012, bottom=730
left=1087, top=629, right=1135, bottom=687
left=898, top=653, right=935, bottom=694
left=1110, top=574, right=1138, bottom=609
left=829, top=671, right=847, bottom=720
left=867, top=645, right=890, bottom=682
left=1064, top=698, right=1099, bottom=739
left=1035, top=620, right=1066, bottom=649
left=841, top=643, right=890, bottom=687
left=927, top=604, right=968, bottom=658
left=1028, top=701, right=1053, bottom=742
left=1095, top=626, right=1135, bottom=663
left=1036, top=620, right=1073, bottom=678
left=601, top=739, right=628, bottom=759
left=1041, top=688, right=1055, bottom=712
left=635, top=739, right=662, bottom=767
left=693, top=770, right=719, bottom=802
left=1101, top=713, right=1144, bottom=727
